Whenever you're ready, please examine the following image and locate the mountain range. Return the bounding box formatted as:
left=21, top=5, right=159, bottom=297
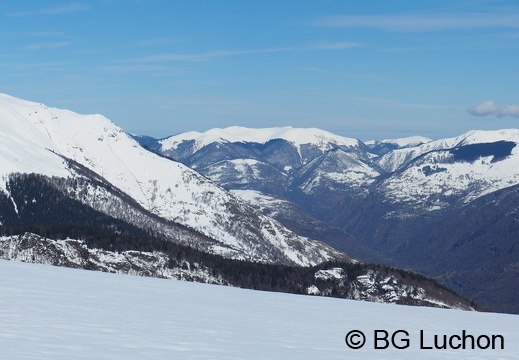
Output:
left=135, top=125, right=519, bottom=313
left=0, top=93, right=476, bottom=309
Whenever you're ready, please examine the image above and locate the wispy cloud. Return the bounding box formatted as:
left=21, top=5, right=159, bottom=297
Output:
left=296, top=67, right=386, bottom=81
left=353, top=96, right=449, bottom=110
left=303, top=41, right=361, bottom=51
left=27, top=31, right=70, bottom=38
left=133, top=42, right=358, bottom=63
left=97, top=64, right=167, bottom=73
left=6, top=61, right=71, bottom=77
left=315, top=13, right=519, bottom=32
left=8, top=3, right=89, bottom=16
left=21, top=42, right=74, bottom=51
left=133, top=38, right=184, bottom=47
left=41, top=3, right=89, bottom=14
left=7, top=61, right=71, bottom=70
left=96, top=64, right=189, bottom=77
left=134, top=47, right=294, bottom=63
left=468, top=100, right=519, bottom=118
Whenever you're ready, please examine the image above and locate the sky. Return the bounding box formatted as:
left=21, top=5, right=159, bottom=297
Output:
left=1, top=0, right=519, bottom=141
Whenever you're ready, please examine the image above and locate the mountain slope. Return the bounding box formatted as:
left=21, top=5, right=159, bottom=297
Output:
left=0, top=93, right=346, bottom=266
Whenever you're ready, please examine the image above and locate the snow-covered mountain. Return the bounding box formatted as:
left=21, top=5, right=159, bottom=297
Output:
left=374, top=129, right=519, bottom=209
left=159, top=125, right=363, bottom=157
left=137, top=126, right=519, bottom=218
left=136, top=126, right=380, bottom=216
left=0, top=93, right=347, bottom=266
left=135, top=126, right=519, bottom=314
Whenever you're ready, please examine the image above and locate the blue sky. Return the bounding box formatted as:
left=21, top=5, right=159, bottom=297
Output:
left=1, top=1, right=519, bottom=140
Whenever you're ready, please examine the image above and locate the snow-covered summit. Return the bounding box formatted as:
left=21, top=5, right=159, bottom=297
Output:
left=379, top=135, right=433, bottom=148
left=0, top=94, right=72, bottom=183
left=373, top=128, right=519, bottom=209
left=159, top=126, right=362, bottom=152
left=377, top=128, right=519, bottom=172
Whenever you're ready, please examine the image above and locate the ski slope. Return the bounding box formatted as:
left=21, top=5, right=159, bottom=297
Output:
left=0, top=260, right=517, bottom=360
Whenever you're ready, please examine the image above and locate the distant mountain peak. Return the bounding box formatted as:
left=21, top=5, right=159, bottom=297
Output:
left=159, top=125, right=362, bottom=153
left=379, top=135, right=433, bottom=147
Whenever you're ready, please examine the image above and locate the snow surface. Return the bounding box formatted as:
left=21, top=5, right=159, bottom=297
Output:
left=159, top=125, right=361, bottom=152
left=1, top=260, right=517, bottom=360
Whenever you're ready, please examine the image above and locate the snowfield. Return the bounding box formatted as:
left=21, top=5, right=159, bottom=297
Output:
left=1, top=260, right=517, bottom=360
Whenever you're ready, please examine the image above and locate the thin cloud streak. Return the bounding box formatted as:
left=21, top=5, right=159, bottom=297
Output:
left=303, top=41, right=361, bottom=50
left=135, top=48, right=293, bottom=63
left=133, top=38, right=184, bottom=47
left=316, top=13, right=519, bottom=32
left=8, top=3, right=89, bottom=17
left=133, top=42, right=359, bottom=63
left=296, top=67, right=387, bottom=81
left=96, top=64, right=190, bottom=77
left=27, top=31, right=70, bottom=38
left=41, top=3, right=89, bottom=14
left=96, top=64, right=167, bottom=73
left=352, top=96, right=450, bottom=110
left=21, top=42, right=74, bottom=51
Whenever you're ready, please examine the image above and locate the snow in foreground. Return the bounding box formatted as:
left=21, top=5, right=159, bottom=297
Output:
left=0, top=260, right=517, bottom=360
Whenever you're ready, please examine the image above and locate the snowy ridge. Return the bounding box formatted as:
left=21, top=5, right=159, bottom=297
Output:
left=0, top=95, right=71, bottom=189
left=380, top=135, right=432, bottom=147
left=374, top=129, right=519, bottom=210
left=377, top=129, right=519, bottom=172
left=381, top=148, right=519, bottom=210
left=0, top=93, right=347, bottom=266
left=159, top=125, right=361, bottom=152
